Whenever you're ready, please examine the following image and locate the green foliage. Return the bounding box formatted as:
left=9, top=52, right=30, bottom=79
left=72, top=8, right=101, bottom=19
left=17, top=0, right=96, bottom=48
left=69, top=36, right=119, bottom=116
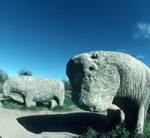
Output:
left=2, top=100, right=27, bottom=111
left=78, top=127, right=99, bottom=138
left=64, top=90, right=73, bottom=106
left=51, top=90, right=75, bottom=112
left=0, top=68, right=8, bottom=84
left=78, top=123, right=150, bottom=138
left=144, top=120, right=150, bottom=135
left=1, top=90, right=75, bottom=112
left=51, top=106, right=73, bottom=112
left=79, top=124, right=130, bottom=138
left=105, top=124, right=129, bottom=138
left=62, top=80, right=71, bottom=90
left=1, top=100, right=43, bottom=111
left=18, top=69, right=32, bottom=76
left=0, top=83, right=3, bottom=93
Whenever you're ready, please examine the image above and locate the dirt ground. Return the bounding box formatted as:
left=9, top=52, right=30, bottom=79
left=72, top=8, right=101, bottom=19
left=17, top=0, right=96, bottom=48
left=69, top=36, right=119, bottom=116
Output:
left=0, top=102, right=109, bottom=138
left=0, top=107, right=81, bottom=138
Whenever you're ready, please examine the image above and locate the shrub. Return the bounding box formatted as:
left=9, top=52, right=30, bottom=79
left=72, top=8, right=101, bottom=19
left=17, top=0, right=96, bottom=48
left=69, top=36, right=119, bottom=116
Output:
left=78, top=123, right=150, bottom=138
left=0, top=68, right=8, bottom=93
left=51, top=106, right=72, bottom=112
left=1, top=99, right=46, bottom=111
left=0, top=68, right=8, bottom=83
left=1, top=90, right=75, bottom=112
left=64, top=90, right=73, bottom=106
left=18, top=69, right=32, bottom=76
left=62, top=80, right=71, bottom=90
left=51, top=90, right=74, bottom=112
left=105, top=123, right=130, bottom=138
left=78, top=127, right=99, bottom=138
left=144, top=120, right=150, bottom=136
left=0, top=84, right=3, bottom=94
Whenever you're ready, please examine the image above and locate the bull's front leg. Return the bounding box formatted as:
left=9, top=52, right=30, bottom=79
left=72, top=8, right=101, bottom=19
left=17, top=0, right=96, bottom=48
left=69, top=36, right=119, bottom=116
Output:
left=9, top=93, right=24, bottom=103
left=50, top=99, right=58, bottom=108
left=58, top=97, right=64, bottom=107
left=25, top=95, right=36, bottom=108
left=136, top=105, right=145, bottom=134
left=136, top=89, right=150, bottom=134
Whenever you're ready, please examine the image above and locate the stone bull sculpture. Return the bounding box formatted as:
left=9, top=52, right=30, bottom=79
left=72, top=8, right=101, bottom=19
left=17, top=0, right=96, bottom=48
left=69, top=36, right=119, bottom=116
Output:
left=66, top=51, right=150, bottom=134
left=3, top=76, right=65, bottom=108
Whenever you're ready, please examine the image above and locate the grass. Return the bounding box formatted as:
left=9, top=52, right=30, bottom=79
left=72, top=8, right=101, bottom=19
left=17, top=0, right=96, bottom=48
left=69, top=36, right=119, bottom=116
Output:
left=1, top=90, right=150, bottom=137
left=1, top=90, right=75, bottom=112
left=78, top=122, right=150, bottom=138
left=51, top=106, right=73, bottom=112
left=51, top=90, right=75, bottom=112
left=144, top=120, right=150, bottom=135
left=1, top=100, right=45, bottom=111
left=2, top=100, right=26, bottom=111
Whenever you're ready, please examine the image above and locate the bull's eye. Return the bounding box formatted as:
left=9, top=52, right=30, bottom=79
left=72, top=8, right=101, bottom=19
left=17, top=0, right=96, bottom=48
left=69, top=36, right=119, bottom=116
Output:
left=89, top=66, right=94, bottom=71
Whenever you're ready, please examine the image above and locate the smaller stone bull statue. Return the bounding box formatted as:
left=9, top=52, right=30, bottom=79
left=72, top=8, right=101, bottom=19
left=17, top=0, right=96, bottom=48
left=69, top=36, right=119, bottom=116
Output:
left=3, top=76, right=65, bottom=108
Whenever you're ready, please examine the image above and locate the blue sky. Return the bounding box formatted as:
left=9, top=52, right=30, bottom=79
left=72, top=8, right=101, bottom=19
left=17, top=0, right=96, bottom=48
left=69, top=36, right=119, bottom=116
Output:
left=0, top=0, right=150, bottom=79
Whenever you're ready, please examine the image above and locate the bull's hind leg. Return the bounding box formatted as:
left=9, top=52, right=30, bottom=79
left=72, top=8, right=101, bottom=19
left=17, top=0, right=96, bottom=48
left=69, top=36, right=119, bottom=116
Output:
left=52, top=95, right=64, bottom=107
left=136, top=88, right=150, bottom=134
left=3, top=82, right=11, bottom=97
left=58, top=95, right=64, bottom=107
left=9, top=93, right=24, bottom=103
left=50, top=99, right=57, bottom=108
left=136, top=105, right=145, bottom=134
left=136, top=87, right=150, bottom=134
left=25, top=95, right=36, bottom=108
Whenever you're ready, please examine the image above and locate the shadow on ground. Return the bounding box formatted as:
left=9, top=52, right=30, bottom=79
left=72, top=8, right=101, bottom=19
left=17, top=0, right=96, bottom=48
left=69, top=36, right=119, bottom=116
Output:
left=17, top=112, right=114, bottom=134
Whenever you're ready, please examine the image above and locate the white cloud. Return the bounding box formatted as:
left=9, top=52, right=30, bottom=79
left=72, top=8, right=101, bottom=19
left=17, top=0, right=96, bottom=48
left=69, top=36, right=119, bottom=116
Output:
left=134, top=22, right=150, bottom=39
left=116, top=49, right=128, bottom=53
left=136, top=55, right=145, bottom=60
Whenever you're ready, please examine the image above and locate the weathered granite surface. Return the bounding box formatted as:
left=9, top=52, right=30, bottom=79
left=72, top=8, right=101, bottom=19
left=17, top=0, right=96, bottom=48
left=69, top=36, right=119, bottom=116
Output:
left=66, top=51, right=150, bottom=133
left=3, top=76, right=65, bottom=108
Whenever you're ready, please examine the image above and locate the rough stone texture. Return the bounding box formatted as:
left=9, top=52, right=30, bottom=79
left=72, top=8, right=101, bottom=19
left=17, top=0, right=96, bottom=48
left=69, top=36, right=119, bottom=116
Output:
left=66, top=51, right=150, bottom=133
left=3, top=76, right=65, bottom=108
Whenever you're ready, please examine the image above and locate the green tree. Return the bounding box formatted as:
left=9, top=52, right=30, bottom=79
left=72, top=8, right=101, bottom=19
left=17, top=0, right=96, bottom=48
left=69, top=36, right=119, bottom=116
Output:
left=0, top=68, right=8, bottom=93
left=18, top=69, right=32, bottom=76
left=62, top=80, right=71, bottom=90
left=0, top=68, right=8, bottom=83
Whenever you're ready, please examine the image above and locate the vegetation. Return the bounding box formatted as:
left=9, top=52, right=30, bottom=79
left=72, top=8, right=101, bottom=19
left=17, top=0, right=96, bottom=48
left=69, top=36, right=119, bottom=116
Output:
left=78, top=122, right=150, bottom=138
left=18, top=69, right=32, bottom=76
left=51, top=106, right=73, bottom=112
left=144, top=120, right=150, bottom=135
left=0, top=68, right=8, bottom=93
left=63, top=90, right=73, bottom=106
left=0, top=69, right=8, bottom=82
left=1, top=85, right=150, bottom=137
left=78, top=127, right=99, bottom=138
left=1, top=90, right=75, bottom=112
left=1, top=99, right=43, bottom=111
left=51, top=90, right=75, bottom=112
left=62, top=80, right=71, bottom=91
